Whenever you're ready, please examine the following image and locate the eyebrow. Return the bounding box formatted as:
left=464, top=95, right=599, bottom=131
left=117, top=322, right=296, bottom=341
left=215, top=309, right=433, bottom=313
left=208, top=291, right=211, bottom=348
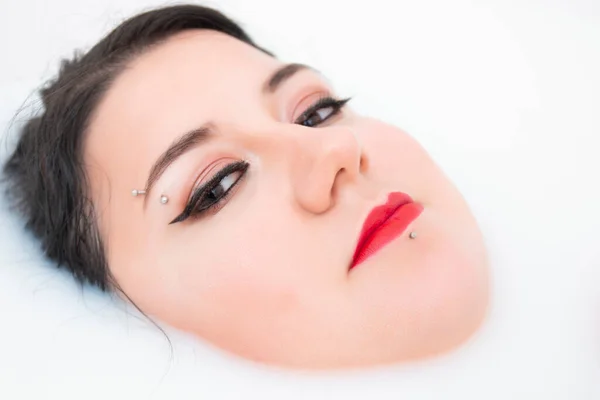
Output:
left=142, top=63, right=311, bottom=206
left=143, top=125, right=213, bottom=208
left=263, top=63, right=311, bottom=93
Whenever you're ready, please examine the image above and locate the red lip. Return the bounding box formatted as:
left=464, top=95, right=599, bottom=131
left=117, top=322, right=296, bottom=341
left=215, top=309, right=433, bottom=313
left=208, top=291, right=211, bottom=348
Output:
left=350, top=192, right=424, bottom=269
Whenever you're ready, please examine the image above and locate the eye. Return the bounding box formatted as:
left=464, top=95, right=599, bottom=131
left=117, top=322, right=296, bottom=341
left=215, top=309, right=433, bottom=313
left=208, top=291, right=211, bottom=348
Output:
left=295, top=97, right=351, bottom=127
left=169, top=161, right=249, bottom=224
left=205, top=171, right=240, bottom=203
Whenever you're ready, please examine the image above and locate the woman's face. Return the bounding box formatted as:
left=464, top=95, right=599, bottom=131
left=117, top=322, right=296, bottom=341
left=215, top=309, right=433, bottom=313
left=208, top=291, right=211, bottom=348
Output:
left=85, top=30, right=489, bottom=369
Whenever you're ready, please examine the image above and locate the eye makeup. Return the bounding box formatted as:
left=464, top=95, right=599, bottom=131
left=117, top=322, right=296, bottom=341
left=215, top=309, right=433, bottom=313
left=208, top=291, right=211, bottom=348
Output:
left=294, top=96, right=350, bottom=127
left=169, top=160, right=249, bottom=224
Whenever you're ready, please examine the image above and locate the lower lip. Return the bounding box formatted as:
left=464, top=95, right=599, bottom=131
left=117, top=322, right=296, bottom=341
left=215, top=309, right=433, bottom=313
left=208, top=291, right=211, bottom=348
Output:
left=350, top=202, right=424, bottom=269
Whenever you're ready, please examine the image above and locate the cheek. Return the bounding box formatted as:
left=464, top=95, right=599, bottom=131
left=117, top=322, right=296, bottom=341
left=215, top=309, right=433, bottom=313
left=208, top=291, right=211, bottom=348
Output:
left=170, top=246, right=310, bottom=354
left=358, top=120, right=442, bottom=187
left=119, top=239, right=306, bottom=348
left=134, top=213, right=313, bottom=337
left=350, top=118, right=489, bottom=350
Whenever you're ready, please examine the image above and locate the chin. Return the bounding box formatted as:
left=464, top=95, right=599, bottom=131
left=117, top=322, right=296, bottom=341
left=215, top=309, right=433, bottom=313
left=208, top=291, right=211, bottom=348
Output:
left=342, top=228, right=490, bottom=368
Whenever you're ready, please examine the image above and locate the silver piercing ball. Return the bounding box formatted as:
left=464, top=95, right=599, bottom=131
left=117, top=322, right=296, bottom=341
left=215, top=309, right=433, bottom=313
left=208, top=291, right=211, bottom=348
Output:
left=160, top=195, right=169, bottom=204
left=409, top=231, right=417, bottom=239
left=132, top=189, right=146, bottom=197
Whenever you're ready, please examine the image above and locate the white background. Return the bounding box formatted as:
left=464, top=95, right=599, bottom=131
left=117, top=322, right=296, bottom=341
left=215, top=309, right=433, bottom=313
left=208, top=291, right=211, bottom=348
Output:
left=1, top=0, right=599, bottom=399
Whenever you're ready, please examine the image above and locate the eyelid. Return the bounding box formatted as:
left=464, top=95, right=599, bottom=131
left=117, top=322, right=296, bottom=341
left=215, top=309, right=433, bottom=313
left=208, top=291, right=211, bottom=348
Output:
left=170, top=160, right=249, bottom=224
left=289, top=89, right=333, bottom=123
left=186, top=158, right=237, bottom=201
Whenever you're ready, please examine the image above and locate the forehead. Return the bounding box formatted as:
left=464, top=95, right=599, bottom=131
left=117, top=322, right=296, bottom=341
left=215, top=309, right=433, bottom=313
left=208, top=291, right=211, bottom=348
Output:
left=93, top=29, right=279, bottom=128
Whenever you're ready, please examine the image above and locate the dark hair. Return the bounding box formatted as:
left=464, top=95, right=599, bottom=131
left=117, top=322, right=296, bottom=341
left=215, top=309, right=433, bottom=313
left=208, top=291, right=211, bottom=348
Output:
left=2, top=5, right=270, bottom=291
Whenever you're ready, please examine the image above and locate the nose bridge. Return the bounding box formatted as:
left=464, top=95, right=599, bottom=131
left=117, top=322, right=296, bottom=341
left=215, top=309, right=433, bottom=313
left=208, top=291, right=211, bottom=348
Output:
left=287, top=125, right=363, bottom=214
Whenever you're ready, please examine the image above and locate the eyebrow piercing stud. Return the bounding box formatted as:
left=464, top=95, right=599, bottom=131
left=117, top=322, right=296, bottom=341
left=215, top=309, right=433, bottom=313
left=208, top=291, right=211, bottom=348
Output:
left=131, top=189, right=168, bottom=205
left=409, top=231, right=417, bottom=239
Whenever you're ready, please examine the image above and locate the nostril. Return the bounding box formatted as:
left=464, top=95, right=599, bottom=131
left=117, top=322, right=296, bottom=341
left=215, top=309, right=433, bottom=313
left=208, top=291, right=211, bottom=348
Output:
left=359, top=153, right=368, bottom=172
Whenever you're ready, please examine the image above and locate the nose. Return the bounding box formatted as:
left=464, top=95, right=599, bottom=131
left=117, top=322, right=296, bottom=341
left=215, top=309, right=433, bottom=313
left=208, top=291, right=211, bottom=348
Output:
left=289, top=125, right=366, bottom=214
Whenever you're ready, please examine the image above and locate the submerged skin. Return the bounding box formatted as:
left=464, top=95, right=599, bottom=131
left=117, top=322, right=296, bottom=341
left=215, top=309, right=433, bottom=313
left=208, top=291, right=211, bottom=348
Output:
left=84, top=30, right=489, bottom=369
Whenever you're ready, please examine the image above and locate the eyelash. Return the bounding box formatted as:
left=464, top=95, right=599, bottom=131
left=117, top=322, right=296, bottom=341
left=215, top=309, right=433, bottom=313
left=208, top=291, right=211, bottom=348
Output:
left=294, top=96, right=351, bottom=127
left=169, top=161, right=249, bottom=224
left=170, top=96, right=351, bottom=224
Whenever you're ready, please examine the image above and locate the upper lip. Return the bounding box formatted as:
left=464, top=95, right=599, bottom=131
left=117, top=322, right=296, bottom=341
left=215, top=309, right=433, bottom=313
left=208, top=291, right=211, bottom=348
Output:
left=350, top=192, right=414, bottom=268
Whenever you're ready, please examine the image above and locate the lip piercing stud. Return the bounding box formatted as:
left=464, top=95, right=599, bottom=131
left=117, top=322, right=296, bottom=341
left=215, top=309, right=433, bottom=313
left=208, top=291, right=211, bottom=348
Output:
left=160, top=195, right=169, bottom=204
left=409, top=231, right=417, bottom=239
